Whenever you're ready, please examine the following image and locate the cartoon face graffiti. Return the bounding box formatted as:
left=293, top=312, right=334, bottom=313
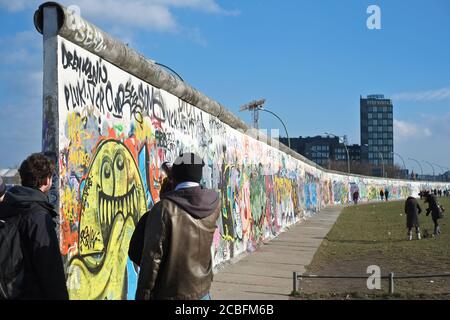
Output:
left=67, top=140, right=147, bottom=300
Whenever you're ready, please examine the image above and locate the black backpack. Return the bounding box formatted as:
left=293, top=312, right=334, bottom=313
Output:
left=0, top=214, right=26, bottom=300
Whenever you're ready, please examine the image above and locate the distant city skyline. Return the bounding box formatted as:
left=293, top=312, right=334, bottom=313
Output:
left=0, top=0, right=449, bottom=174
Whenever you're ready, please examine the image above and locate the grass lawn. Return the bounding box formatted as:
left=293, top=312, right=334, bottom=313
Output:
left=294, top=196, right=450, bottom=300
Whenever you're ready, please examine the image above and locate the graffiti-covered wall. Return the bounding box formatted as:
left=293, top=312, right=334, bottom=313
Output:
left=38, top=4, right=449, bottom=300
left=54, top=37, right=447, bottom=300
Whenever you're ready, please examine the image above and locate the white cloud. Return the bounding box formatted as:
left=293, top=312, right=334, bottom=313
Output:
left=0, top=30, right=41, bottom=65
left=422, top=112, right=450, bottom=137
left=0, top=0, right=33, bottom=11
left=65, top=0, right=178, bottom=32
left=152, top=0, right=240, bottom=15
left=0, top=0, right=239, bottom=34
left=392, top=87, right=450, bottom=102
left=394, top=116, right=450, bottom=172
left=394, top=119, right=432, bottom=142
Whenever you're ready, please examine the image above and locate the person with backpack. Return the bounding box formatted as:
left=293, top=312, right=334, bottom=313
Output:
left=0, top=153, right=68, bottom=300
left=424, top=191, right=445, bottom=237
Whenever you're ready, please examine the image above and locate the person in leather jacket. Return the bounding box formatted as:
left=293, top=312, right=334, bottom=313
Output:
left=135, top=153, right=220, bottom=300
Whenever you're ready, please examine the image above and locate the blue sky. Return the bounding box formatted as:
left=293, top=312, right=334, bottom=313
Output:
left=0, top=0, right=449, bottom=174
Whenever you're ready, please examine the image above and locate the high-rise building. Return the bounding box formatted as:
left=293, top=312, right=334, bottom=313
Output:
left=280, top=136, right=357, bottom=167
left=360, top=95, right=394, bottom=167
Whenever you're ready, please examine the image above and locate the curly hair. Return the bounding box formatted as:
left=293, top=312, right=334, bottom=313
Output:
left=19, top=153, right=55, bottom=189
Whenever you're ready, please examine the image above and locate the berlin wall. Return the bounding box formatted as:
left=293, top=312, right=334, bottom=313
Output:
left=34, top=2, right=449, bottom=300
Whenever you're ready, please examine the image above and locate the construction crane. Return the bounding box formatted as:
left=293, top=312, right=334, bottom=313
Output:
left=239, top=99, right=266, bottom=130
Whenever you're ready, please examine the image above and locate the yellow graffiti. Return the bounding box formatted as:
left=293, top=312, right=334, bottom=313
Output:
left=68, top=149, right=90, bottom=168
left=67, top=112, right=88, bottom=148
left=67, top=140, right=147, bottom=300
left=61, top=186, right=79, bottom=223
left=68, top=214, right=134, bottom=300
left=66, top=112, right=94, bottom=171
left=135, top=118, right=153, bottom=143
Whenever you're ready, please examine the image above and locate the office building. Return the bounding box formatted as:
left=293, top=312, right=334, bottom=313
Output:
left=360, top=94, right=394, bottom=167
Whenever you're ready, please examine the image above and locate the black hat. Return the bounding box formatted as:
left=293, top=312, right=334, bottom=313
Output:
left=0, top=176, right=6, bottom=198
left=172, top=153, right=205, bottom=183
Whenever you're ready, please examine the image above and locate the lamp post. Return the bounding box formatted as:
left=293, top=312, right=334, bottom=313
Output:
left=239, top=99, right=291, bottom=149
left=423, top=161, right=435, bottom=181
left=378, top=152, right=385, bottom=178
left=391, top=151, right=407, bottom=179
left=154, top=62, right=184, bottom=82
left=325, top=132, right=350, bottom=173
left=432, top=163, right=446, bottom=182
left=408, top=158, right=423, bottom=180
left=260, top=108, right=291, bottom=149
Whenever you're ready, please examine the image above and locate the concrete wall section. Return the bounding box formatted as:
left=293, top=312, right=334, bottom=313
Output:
left=55, top=37, right=449, bottom=300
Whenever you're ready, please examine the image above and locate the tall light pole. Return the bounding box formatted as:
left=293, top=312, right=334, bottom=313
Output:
left=391, top=151, right=406, bottom=179
left=154, top=62, right=184, bottom=82
left=240, top=99, right=291, bottom=149
left=408, top=158, right=423, bottom=180
left=325, top=132, right=350, bottom=173
left=432, top=163, right=446, bottom=182
left=378, top=152, right=385, bottom=178
left=423, top=161, right=435, bottom=181
left=260, top=108, right=291, bottom=149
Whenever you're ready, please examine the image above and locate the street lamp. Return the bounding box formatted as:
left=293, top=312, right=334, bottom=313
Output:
left=260, top=108, right=291, bottom=149
left=423, top=161, right=435, bottom=181
left=432, top=163, right=446, bottom=182
left=239, top=99, right=291, bottom=149
left=324, top=132, right=350, bottom=173
left=408, top=158, right=423, bottom=180
left=154, top=62, right=184, bottom=82
left=378, top=152, right=385, bottom=178
left=391, top=151, right=407, bottom=179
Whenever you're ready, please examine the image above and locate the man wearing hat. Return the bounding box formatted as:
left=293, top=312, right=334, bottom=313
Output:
left=135, top=153, right=220, bottom=300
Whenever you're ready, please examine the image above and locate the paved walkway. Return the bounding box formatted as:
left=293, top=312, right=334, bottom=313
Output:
left=210, top=205, right=344, bottom=300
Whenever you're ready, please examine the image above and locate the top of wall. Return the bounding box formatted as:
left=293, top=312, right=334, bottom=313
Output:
left=33, top=2, right=446, bottom=186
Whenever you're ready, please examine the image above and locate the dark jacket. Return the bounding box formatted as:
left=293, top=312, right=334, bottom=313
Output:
left=425, top=194, right=441, bottom=220
left=404, top=197, right=422, bottom=228
left=0, top=186, right=69, bottom=300
left=128, top=211, right=149, bottom=266
left=135, top=186, right=220, bottom=300
left=129, top=177, right=175, bottom=266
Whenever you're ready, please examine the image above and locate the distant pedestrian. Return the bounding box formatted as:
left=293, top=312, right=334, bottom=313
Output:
left=384, top=189, right=389, bottom=202
left=404, top=196, right=422, bottom=240
left=135, top=153, right=220, bottom=300
left=0, top=153, right=68, bottom=300
left=380, top=189, right=384, bottom=201
left=352, top=190, right=359, bottom=205
left=424, top=192, right=444, bottom=237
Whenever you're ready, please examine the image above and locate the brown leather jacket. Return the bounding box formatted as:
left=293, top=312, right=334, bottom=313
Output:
left=135, top=187, right=220, bottom=300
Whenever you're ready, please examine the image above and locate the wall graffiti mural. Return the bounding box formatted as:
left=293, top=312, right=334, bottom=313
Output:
left=52, top=37, right=449, bottom=300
